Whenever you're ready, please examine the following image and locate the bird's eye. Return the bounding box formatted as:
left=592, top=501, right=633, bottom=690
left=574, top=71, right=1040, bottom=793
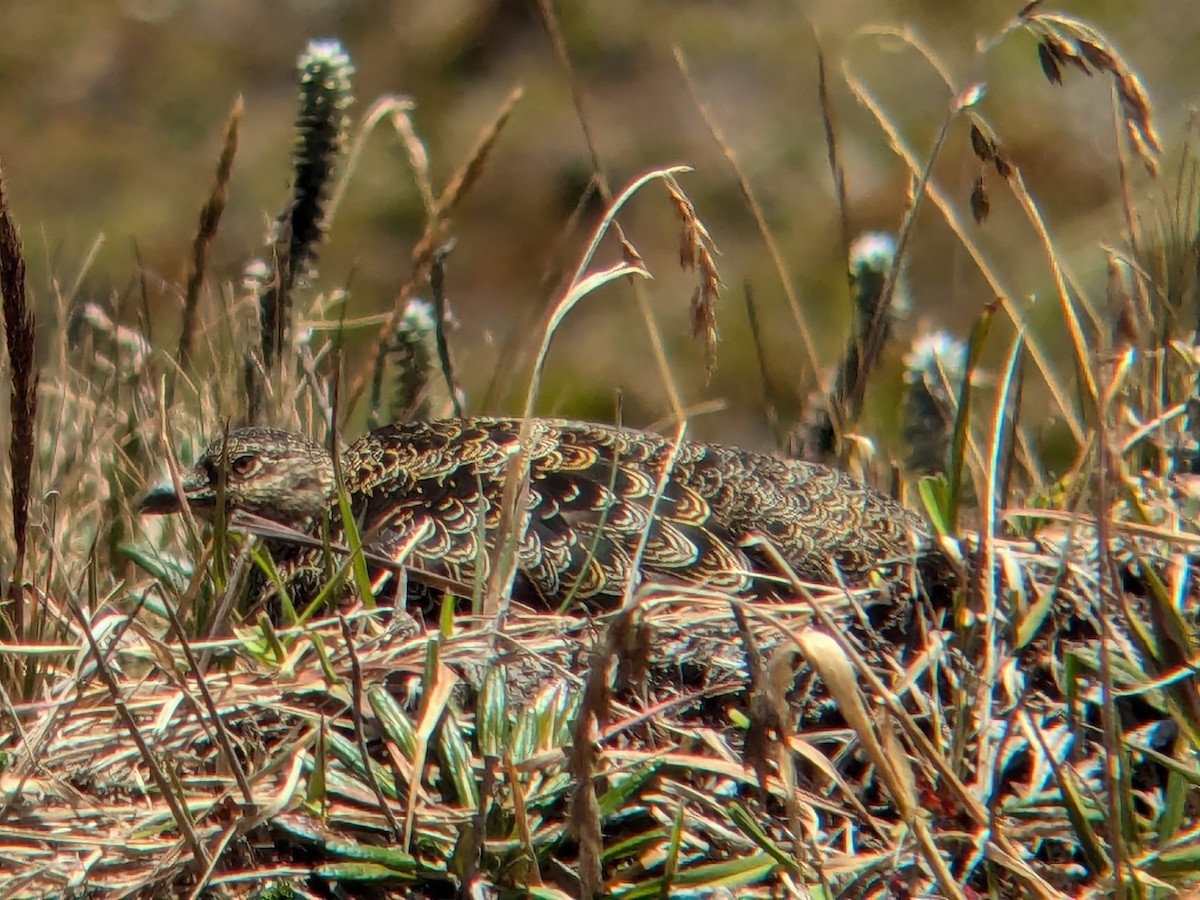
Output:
left=230, top=455, right=257, bottom=478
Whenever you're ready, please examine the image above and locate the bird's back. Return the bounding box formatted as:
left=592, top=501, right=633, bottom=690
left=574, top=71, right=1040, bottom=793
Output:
left=323, top=418, right=938, bottom=607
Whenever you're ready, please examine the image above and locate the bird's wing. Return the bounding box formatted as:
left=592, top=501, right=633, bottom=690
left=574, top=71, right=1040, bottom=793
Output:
left=336, top=419, right=761, bottom=606
left=336, top=418, right=937, bottom=607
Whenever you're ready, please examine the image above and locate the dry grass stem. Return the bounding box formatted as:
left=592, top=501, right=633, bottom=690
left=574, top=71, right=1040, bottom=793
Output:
left=342, top=87, right=522, bottom=421
left=842, top=57, right=1086, bottom=444
left=675, top=45, right=825, bottom=396
left=178, top=96, right=242, bottom=371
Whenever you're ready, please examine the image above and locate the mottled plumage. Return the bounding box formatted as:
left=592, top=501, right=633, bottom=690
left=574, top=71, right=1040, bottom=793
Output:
left=140, top=418, right=944, bottom=608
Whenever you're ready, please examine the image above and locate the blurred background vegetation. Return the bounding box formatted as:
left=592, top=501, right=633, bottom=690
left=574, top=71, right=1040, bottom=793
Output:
left=2, top=0, right=1196, bottom=457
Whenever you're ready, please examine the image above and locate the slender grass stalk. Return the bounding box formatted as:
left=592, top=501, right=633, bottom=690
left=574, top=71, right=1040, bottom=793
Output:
left=843, top=37, right=1087, bottom=446
left=178, top=97, right=241, bottom=372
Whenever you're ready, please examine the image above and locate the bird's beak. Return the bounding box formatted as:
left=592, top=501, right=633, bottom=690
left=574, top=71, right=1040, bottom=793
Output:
left=137, top=480, right=184, bottom=515
left=137, top=473, right=210, bottom=515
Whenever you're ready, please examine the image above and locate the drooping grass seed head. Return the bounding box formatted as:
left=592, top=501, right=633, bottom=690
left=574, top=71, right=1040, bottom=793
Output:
left=138, top=427, right=334, bottom=524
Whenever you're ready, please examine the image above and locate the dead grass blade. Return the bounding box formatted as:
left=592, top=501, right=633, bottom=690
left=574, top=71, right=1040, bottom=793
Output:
left=70, top=592, right=211, bottom=870
left=178, top=96, right=241, bottom=372
left=537, top=1, right=697, bottom=420
left=341, top=86, right=522, bottom=422
left=674, top=45, right=823, bottom=396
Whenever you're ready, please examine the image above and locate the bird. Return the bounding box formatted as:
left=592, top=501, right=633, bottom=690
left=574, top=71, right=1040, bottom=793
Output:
left=138, top=417, right=946, bottom=610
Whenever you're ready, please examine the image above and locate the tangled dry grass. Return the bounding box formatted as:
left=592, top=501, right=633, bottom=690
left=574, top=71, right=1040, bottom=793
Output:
left=1, top=5, right=1200, bottom=898
left=2, top=531, right=1198, bottom=897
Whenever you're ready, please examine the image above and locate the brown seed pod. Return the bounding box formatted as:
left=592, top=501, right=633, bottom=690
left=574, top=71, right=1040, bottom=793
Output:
left=1037, top=40, right=1062, bottom=85
left=970, top=176, right=990, bottom=224
left=969, top=124, right=995, bottom=163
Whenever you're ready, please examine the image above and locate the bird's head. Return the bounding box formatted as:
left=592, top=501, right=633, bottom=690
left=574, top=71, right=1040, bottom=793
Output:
left=138, top=427, right=335, bottom=524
